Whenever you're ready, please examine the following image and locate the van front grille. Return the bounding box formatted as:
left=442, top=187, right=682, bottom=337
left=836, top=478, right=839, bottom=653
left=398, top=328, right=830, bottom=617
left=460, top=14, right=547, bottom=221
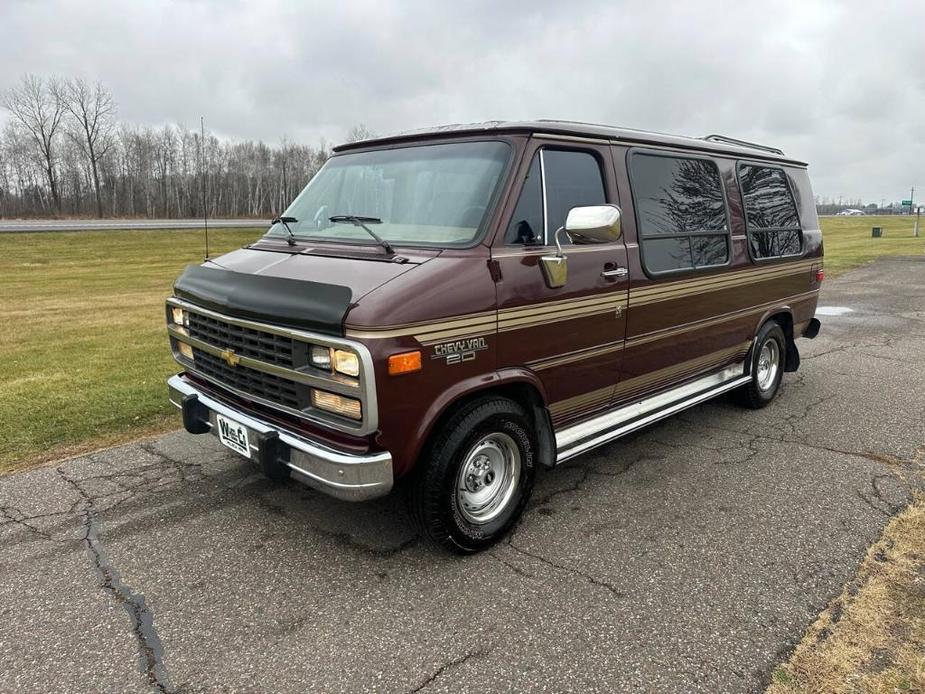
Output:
left=188, top=312, right=302, bottom=369
left=191, top=348, right=308, bottom=411
left=168, top=299, right=373, bottom=434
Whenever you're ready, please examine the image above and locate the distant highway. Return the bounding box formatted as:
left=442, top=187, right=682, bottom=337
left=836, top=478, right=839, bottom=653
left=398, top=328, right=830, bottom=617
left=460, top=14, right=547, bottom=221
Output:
left=0, top=218, right=270, bottom=233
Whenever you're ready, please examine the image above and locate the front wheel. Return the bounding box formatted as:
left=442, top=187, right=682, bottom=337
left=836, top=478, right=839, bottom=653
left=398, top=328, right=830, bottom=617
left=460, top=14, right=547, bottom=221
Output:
left=736, top=321, right=787, bottom=409
left=407, top=396, right=536, bottom=553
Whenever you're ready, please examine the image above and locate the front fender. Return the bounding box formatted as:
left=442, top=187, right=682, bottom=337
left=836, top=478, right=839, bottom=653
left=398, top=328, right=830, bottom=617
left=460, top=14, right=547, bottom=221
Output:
left=395, top=368, right=550, bottom=477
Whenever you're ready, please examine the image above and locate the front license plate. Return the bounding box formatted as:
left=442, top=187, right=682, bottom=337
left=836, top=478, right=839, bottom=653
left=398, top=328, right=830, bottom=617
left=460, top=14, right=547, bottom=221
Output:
left=216, top=414, right=251, bottom=459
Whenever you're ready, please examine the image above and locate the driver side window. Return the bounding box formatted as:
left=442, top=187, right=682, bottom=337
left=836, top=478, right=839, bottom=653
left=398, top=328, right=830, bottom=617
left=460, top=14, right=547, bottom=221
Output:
left=504, top=148, right=607, bottom=245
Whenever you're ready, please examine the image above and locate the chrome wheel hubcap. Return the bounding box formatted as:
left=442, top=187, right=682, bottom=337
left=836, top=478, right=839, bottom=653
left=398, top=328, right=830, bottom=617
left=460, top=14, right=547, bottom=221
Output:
left=756, top=339, right=780, bottom=392
left=456, top=432, right=521, bottom=525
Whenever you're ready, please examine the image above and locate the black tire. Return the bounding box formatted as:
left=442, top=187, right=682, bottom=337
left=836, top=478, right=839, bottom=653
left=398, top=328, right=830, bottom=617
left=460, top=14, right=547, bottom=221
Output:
left=407, top=396, right=536, bottom=554
left=736, top=321, right=787, bottom=409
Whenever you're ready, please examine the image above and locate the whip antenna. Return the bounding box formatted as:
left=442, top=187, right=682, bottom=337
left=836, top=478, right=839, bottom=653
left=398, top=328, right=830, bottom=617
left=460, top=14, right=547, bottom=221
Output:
left=201, top=115, right=210, bottom=259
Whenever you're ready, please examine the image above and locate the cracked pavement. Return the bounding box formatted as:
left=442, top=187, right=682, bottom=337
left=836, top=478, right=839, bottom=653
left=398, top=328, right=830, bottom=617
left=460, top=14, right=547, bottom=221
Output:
left=2, top=256, right=924, bottom=693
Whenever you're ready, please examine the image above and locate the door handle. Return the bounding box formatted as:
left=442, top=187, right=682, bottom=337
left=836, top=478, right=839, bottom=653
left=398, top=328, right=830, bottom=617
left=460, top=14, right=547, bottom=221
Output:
left=601, top=266, right=628, bottom=279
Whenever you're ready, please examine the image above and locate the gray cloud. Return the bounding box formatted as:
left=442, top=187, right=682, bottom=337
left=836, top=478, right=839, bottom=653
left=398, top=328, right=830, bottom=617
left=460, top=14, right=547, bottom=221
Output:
left=2, top=0, right=923, bottom=201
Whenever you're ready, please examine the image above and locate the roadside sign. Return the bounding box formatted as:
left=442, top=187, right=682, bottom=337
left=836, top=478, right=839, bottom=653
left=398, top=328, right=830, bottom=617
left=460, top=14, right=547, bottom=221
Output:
left=902, top=199, right=913, bottom=206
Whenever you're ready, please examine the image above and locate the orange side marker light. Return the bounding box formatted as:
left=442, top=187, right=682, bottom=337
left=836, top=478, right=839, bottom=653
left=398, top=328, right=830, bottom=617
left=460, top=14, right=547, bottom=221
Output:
left=388, top=350, right=422, bottom=376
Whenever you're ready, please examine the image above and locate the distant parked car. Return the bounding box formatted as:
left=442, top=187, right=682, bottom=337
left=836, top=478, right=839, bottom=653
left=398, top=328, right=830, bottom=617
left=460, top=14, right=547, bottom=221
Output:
left=837, top=209, right=864, bottom=216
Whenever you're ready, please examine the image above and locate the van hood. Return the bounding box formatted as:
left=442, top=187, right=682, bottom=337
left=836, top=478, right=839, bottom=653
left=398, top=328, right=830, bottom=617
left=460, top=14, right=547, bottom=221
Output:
left=173, top=246, right=431, bottom=335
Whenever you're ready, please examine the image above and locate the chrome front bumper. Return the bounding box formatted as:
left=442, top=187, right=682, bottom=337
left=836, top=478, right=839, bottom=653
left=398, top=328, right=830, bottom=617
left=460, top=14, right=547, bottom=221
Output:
left=168, top=375, right=393, bottom=501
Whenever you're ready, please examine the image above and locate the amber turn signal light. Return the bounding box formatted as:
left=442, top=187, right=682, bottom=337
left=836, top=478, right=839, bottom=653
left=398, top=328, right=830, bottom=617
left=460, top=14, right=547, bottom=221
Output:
left=388, top=350, right=422, bottom=376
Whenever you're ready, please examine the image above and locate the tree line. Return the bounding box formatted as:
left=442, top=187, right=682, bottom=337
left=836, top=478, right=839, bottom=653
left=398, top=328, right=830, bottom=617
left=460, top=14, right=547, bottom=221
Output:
left=6, top=73, right=905, bottom=221
left=814, top=196, right=910, bottom=216
left=0, top=74, right=369, bottom=219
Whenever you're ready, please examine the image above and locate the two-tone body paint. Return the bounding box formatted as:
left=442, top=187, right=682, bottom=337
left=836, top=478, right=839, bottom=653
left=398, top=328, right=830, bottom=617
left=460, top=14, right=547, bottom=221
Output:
left=182, top=128, right=822, bottom=480
left=334, top=135, right=820, bottom=473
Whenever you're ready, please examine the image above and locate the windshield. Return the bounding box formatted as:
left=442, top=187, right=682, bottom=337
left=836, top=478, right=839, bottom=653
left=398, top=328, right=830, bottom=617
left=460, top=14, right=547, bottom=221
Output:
left=266, top=141, right=510, bottom=248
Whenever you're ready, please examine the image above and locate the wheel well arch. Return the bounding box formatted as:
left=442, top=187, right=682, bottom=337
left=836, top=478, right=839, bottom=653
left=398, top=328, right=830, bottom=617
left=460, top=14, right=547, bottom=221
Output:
left=402, top=372, right=556, bottom=476
left=754, top=309, right=799, bottom=373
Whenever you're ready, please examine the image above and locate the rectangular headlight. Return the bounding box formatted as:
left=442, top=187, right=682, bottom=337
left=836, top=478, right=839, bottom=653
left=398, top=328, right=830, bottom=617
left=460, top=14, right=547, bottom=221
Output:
left=333, top=349, right=360, bottom=377
left=310, top=345, right=332, bottom=370
left=178, top=342, right=194, bottom=360
left=170, top=306, right=189, bottom=336
left=311, top=389, right=362, bottom=420
left=171, top=306, right=188, bottom=327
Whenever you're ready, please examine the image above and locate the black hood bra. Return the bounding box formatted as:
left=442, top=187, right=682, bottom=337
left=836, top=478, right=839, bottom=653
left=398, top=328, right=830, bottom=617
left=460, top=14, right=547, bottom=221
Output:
left=173, top=264, right=353, bottom=336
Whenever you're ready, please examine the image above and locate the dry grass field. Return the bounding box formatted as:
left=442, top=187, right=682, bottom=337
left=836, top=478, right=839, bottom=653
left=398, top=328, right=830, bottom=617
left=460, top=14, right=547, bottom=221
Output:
left=769, top=491, right=925, bottom=693
left=0, top=227, right=259, bottom=473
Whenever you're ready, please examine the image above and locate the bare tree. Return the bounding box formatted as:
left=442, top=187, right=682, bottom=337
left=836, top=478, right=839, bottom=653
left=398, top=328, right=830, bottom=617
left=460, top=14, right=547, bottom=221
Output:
left=345, top=123, right=375, bottom=143
left=55, top=77, right=116, bottom=217
left=1, top=74, right=66, bottom=213
left=0, top=73, right=339, bottom=220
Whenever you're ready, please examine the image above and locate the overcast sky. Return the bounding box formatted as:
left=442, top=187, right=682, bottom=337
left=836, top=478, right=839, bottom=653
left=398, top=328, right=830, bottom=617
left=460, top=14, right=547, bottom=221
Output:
left=2, top=0, right=923, bottom=203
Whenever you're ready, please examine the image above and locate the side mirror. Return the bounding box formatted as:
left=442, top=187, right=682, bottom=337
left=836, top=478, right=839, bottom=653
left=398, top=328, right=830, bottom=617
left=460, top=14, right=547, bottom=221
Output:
left=540, top=205, right=622, bottom=289
left=565, top=204, right=622, bottom=244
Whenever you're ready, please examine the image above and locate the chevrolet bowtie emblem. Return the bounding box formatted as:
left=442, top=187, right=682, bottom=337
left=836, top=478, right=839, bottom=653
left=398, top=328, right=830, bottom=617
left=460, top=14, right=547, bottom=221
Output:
left=220, top=348, right=240, bottom=367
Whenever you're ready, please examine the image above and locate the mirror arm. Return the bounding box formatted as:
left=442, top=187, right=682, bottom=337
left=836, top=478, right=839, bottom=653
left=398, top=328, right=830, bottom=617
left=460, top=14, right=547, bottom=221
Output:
left=553, top=226, right=567, bottom=258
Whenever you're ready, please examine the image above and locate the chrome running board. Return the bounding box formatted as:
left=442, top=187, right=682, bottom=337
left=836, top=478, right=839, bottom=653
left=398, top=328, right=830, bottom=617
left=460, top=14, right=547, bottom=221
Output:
left=555, top=363, right=750, bottom=464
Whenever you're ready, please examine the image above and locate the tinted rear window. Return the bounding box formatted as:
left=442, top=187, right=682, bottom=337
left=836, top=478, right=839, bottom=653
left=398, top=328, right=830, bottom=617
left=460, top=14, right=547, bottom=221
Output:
left=738, top=165, right=803, bottom=259
left=629, top=153, right=729, bottom=274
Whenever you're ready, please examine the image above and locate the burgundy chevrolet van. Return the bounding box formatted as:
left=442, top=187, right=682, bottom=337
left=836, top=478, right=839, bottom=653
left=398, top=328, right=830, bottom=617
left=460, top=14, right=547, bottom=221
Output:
left=166, top=121, right=823, bottom=552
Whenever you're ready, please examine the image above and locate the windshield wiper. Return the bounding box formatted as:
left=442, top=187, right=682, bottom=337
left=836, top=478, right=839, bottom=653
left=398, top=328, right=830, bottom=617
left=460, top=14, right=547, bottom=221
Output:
left=329, top=215, right=394, bottom=255
left=270, top=216, right=298, bottom=246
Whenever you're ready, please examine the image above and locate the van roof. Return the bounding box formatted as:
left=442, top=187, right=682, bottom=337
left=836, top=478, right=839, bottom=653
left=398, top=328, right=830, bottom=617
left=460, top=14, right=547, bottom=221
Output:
left=333, top=119, right=807, bottom=167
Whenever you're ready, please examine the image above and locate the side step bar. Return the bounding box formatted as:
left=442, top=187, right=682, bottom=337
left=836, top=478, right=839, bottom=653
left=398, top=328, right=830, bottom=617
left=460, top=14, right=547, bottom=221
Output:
left=555, top=363, right=750, bottom=464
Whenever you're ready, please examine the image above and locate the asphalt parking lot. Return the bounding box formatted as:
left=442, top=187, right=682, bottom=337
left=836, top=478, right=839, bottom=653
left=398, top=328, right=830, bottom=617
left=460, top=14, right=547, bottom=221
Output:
left=1, top=257, right=923, bottom=693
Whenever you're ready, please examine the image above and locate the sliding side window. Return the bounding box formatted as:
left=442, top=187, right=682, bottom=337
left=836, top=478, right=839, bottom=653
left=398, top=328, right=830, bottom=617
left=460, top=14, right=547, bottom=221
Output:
left=629, top=153, right=730, bottom=274
left=738, top=165, right=803, bottom=259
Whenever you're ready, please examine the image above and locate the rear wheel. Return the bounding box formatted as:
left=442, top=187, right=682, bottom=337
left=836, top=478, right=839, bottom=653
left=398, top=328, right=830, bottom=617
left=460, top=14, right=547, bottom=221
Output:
left=736, top=321, right=786, bottom=409
left=407, top=396, right=536, bottom=553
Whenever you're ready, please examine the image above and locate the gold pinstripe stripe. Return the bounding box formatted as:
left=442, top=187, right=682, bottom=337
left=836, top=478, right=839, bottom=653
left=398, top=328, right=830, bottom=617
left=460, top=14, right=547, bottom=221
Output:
left=420, top=297, right=627, bottom=342
left=613, top=343, right=750, bottom=401
left=629, top=260, right=817, bottom=306
left=549, top=342, right=750, bottom=420
left=345, top=311, right=496, bottom=340
left=414, top=320, right=498, bottom=344
left=632, top=261, right=815, bottom=299
left=549, top=386, right=613, bottom=418
left=614, top=352, right=749, bottom=404
left=498, top=302, right=625, bottom=332
left=626, top=289, right=819, bottom=347
left=528, top=341, right=625, bottom=371
left=498, top=291, right=624, bottom=315
left=499, top=297, right=626, bottom=324
left=346, top=294, right=625, bottom=340
left=630, top=258, right=817, bottom=296
left=524, top=289, right=818, bottom=372
left=346, top=259, right=822, bottom=340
